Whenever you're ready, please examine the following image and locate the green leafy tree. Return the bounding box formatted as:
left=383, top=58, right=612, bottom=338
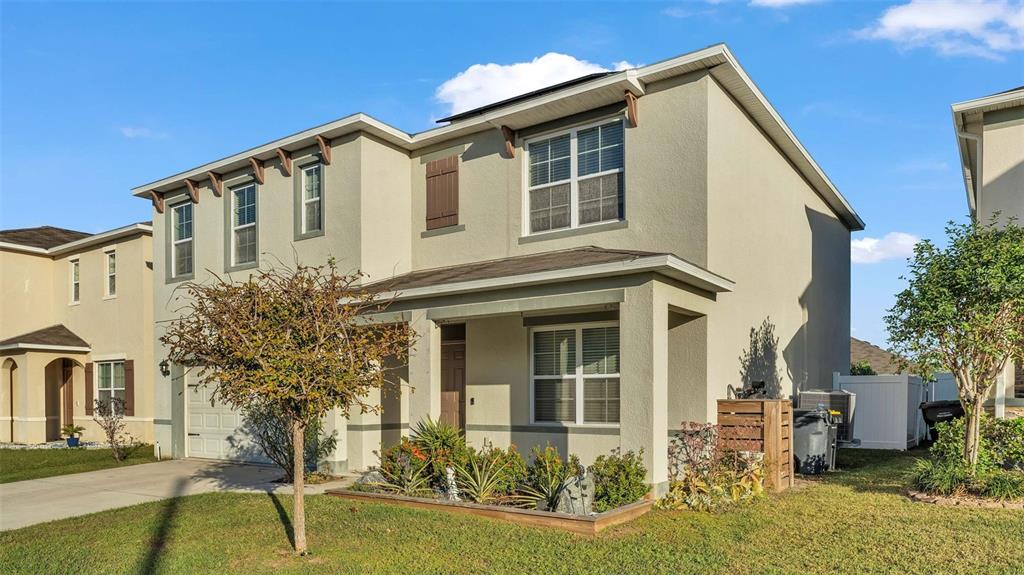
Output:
left=161, top=261, right=414, bottom=554
left=850, top=361, right=876, bottom=376
left=885, top=219, right=1024, bottom=471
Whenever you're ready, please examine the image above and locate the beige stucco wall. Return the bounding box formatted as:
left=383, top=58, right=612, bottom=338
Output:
left=0, top=233, right=155, bottom=444
left=980, top=107, right=1024, bottom=226
left=705, top=76, right=851, bottom=422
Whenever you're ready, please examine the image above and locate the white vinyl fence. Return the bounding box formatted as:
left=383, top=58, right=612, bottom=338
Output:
left=832, top=373, right=928, bottom=450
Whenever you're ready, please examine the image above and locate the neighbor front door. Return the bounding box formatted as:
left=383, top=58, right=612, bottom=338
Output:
left=440, top=343, right=466, bottom=430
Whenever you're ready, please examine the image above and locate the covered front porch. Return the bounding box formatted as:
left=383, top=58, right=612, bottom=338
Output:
left=338, top=247, right=734, bottom=489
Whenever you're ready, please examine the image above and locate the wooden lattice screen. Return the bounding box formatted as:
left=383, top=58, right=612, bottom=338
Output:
left=717, top=399, right=794, bottom=492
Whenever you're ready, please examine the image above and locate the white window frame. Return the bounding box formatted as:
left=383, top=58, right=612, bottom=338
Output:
left=522, top=116, right=626, bottom=237
left=230, top=182, right=258, bottom=266
left=96, top=360, right=126, bottom=414
left=171, top=201, right=194, bottom=278
left=69, top=258, right=80, bottom=304
left=103, top=250, right=116, bottom=298
left=528, top=321, right=620, bottom=427
left=300, top=163, right=323, bottom=234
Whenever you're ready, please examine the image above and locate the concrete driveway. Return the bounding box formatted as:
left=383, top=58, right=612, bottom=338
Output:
left=0, top=459, right=353, bottom=531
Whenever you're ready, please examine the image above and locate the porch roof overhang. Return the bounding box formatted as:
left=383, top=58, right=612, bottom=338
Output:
left=0, top=325, right=91, bottom=354
left=369, top=246, right=734, bottom=303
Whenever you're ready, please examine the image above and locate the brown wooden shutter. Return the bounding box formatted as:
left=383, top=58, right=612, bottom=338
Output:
left=85, top=362, right=94, bottom=415
left=425, top=155, right=459, bottom=230
left=123, top=360, right=135, bottom=416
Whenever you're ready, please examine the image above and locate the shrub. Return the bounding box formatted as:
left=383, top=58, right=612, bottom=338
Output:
left=92, top=397, right=133, bottom=461
left=979, top=469, right=1024, bottom=500
left=659, top=422, right=766, bottom=512
left=930, top=414, right=1024, bottom=472
left=850, top=361, right=876, bottom=376
left=454, top=442, right=526, bottom=504
left=374, top=438, right=432, bottom=497
left=912, top=458, right=972, bottom=496
left=410, top=417, right=469, bottom=483
left=242, top=402, right=338, bottom=482
left=588, top=449, right=648, bottom=512
left=518, top=444, right=581, bottom=511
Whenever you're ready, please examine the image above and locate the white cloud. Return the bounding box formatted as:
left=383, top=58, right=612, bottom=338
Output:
left=750, top=0, right=823, bottom=7
left=436, top=53, right=638, bottom=116
left=118, top=126, right=168, bottom=140
left=851, top=232, right=920, bottom=264
left=859, top=0, right=1024, bottom=59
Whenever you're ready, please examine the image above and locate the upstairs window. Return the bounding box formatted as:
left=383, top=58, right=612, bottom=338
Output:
left=171, top=202, right=193, bottom=278
left=105, top=251, right=116, bottom=297
left=301, top=163, right=323, bottom=234
left=526, top=118, right=624, bottom=234
left=231, top=183, right=258, bottom=266
left=70, top=259, right=80, bottom=303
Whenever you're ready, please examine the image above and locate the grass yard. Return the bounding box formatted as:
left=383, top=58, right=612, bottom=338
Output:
left=1, top=449, right=1021, bottom=575
left=0, top=445, right=157, bottom=483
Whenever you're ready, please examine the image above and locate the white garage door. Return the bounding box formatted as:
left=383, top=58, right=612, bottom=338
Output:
left=187, top=384, right=269, bottom=463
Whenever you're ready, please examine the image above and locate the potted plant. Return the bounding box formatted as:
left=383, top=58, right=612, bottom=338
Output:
left=61, top=424, right=86, bottom=447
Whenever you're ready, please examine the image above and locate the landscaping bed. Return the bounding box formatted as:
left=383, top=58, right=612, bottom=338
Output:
left=327, top=488, right=652, bottom=535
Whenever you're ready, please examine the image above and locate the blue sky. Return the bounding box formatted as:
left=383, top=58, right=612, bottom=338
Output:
left=1, top=1, right=1022, bottom=347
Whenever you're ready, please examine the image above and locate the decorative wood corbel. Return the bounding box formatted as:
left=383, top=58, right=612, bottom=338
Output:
left=500, top=126, right=515, bottom=158
left=149, top=190, right=164, bottom=214
left=207, top=171, right=223, bottom=197
left=184, top=179, right=200, bottom=204
left=625, top=91, right=639, bottom=128
left=249, top=157, right=265, bottom=185
left=276, top=148, right=293, bottom=176
left=315, top=135, right=332, bottom=165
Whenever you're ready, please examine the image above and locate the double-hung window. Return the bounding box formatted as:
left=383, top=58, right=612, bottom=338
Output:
left=531, top=324, right=620, bottom=425
left=171, top=202, right=194, bottom=278
left=301, top=163, right=323, bottom=234
left=97, top=361, right=125, bottom=413
left=231, top=183, right=258, bottom=266
left=527, top=118, right=624, bottom=235
left=104, top=251, right=116, bottom=297
left=70, top=259, right=80, bottom=303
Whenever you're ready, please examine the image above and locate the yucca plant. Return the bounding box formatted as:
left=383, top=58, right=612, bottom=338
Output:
left=410, top=417, right=468, bottom=482
left=454, top=451, right=512, bottom=505
left=514, top=444, right=581, bottom=511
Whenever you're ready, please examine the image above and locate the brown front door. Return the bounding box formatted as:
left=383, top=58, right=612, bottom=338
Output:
left=61, top=360, right=74, bottom=428
left=440, top=343, right=466, bottom=430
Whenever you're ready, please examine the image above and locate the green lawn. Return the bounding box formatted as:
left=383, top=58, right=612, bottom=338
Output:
left=0, top=445, right=157, bottom=483
left=1, top=450, right=1021, bottom=575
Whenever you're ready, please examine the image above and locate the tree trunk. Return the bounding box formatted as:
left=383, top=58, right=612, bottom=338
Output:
left=963, top=398, right=984, bottom=472
left=292, top=418, right=308, bottom=554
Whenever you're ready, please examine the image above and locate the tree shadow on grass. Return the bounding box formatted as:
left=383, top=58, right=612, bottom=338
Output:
left=267, top=492, right=295, bottom=548
left=135, top=476, right=188, bottom=575
left=809, top=448, right=926, bottom=496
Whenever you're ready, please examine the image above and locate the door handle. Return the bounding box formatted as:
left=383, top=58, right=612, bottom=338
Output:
left=187, top=433, right=200, bottom=437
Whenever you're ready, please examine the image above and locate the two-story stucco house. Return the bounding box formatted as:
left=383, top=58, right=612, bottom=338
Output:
left=0, top=223, right=154, bottom=444
left=952, top=85, right=1024, bottom=416
left=134, top=45, right=863, bottom=490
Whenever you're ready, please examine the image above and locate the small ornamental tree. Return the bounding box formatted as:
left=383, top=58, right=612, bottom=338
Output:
left=885, top=219, right=1024, bottom=471
left=160, top=260, right=414, bottom=554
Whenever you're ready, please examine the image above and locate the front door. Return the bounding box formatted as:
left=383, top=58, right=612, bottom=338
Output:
left=440, top=343, right=466, bottom=430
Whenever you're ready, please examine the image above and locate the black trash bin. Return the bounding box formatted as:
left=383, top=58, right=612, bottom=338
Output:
left=793, top=408, right=838, bottom=475
left=920, top=400, right=964, bottom=441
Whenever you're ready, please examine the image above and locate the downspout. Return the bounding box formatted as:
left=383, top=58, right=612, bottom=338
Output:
left=956, top=129, right=982, bottom=218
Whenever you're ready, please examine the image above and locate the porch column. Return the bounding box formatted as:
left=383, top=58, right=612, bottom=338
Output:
left=620, top=281, right=669, bottom=491
left=408, top=310, right=441, bottom=426
left=319, top=407, right=348, bottom=474
left=346, top=387, right=380, bottom=471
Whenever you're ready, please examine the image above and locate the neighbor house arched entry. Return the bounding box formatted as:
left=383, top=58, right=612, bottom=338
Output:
left=1, top=358, right=17, bottom=443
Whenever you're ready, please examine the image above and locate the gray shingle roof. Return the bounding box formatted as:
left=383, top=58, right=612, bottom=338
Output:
left=0, top=325, right=90, bottom=349
left=0, top=226, right=91, bottom=249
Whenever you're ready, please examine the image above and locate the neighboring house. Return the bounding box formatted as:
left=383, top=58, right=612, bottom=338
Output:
left=850, top=337, right=904, bottom=375
left=0, top=224, right=154, bottom=444
left=952, top=86, right=1024, bottom=416
left=133, top=44, right=862, bottom=490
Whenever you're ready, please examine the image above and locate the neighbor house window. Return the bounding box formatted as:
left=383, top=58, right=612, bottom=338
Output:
left=531, top=323, right=620, bottom=425
left=171, top=202, right=193, bottom=278
left=97, top=361, right=125, bottom=412
left=104, top=251, right=116, bottom=296
left=231, top=183, right=258, bottom=266
left=70, top=259, right=80, bottom=303
left=526, top=118, right=624, bottom=234
left=301, top=163, right=323, bottom=234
